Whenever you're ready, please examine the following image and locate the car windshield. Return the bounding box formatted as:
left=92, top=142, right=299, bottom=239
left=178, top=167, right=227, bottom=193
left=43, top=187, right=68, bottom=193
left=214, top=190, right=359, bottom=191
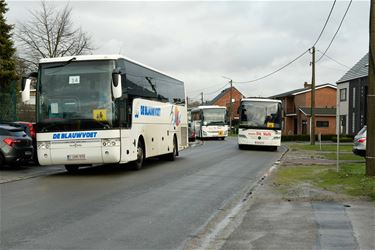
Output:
left=37, top=60, right=117, bottom=132
left=357, top=126, right=367, bottom=136
left=0, top=127, right=26, bottom=137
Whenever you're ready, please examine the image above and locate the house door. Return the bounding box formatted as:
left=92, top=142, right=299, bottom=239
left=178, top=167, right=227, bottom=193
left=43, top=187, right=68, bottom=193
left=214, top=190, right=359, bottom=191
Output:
left=302, top=120, right=307, bottom=135
left=293, top=118, right=297, bottom=135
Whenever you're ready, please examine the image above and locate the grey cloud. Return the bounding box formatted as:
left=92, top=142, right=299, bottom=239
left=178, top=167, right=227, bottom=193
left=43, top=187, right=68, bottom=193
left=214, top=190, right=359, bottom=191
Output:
left=7, top=1, right=369, bottom=98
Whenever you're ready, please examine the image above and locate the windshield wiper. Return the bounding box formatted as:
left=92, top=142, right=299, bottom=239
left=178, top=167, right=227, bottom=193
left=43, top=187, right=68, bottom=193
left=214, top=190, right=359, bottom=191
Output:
left=145, top=77, right=157, bottom=94
left=44, top=57, right=77, bottom=69
left=207, top=121, right=225, bottom=125
left=39, top=118, right=111, bottom=132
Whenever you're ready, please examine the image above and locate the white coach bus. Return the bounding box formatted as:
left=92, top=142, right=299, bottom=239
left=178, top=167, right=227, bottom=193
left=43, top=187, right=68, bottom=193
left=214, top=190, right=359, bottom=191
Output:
left=22, top=55, right=188, bottom=172
left=238, top=98, right=282, bottom=150
left=190, top=105, right=228, bottom=140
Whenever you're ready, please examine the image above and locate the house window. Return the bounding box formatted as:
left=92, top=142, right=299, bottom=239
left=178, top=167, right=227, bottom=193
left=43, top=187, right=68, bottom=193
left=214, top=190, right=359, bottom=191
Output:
left=316, top=121, right=329, bottom=128
left=340, top=88, right=347, bottom=101
left=340, top=115, right=346, bottom=135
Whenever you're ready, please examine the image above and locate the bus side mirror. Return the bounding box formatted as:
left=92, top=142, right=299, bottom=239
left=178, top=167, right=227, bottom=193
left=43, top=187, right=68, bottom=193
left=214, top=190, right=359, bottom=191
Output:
left=21, top=72, right=37, bottom=103
left=21, top=77, right=31, bottom=103
left=112, top=73, right=122, bottom=99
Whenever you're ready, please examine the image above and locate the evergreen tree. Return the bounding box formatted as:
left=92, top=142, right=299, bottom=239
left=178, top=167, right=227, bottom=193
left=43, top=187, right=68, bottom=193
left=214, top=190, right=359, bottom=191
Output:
left=0, top=0, right=18, bottom=120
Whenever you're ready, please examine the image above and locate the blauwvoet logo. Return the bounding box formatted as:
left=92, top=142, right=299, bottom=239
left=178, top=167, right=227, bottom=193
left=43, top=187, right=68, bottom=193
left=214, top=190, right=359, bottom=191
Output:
left=52, top=132, right=98, bottom=140
left=135, top=105, right=161, bottom=118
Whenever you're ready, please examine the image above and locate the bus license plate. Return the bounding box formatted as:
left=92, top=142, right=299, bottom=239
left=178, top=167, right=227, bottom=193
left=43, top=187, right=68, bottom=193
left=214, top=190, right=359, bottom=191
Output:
left=218, top=131, right=223, bottom=136
left=67, top=154, right=86, bottom=160
left=24, top=151, right=32, bottom=156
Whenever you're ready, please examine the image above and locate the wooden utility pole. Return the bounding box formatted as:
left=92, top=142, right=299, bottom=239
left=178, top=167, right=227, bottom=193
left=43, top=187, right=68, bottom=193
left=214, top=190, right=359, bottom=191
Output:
left=366, top=0, right=375, bottom=176
left=229, top=80, right=233, bottom=131
left=201, top=92, right=204, bottom=105
left=310, top=46, right=316, bottom=145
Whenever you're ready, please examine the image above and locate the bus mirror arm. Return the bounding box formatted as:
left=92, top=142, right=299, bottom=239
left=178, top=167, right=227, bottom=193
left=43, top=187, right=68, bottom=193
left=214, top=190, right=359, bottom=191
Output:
left=21, top=72, right=37, bottom=103
left=112, top=73, right=122, bottom=99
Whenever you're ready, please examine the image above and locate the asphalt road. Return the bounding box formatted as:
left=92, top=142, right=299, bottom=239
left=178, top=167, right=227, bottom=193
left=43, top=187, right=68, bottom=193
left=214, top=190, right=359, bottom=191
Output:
left=1, top=138, right=284, bottom=249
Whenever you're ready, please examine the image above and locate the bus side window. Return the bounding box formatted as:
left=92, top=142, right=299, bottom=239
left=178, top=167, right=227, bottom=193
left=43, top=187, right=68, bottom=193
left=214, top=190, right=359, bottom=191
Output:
left=116, top=98, right=132, bottom=129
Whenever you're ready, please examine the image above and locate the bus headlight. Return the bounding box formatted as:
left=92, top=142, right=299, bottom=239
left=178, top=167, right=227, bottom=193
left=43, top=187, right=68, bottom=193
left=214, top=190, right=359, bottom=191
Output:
left=102, top=139, right=120, bottom=147
left=238, top=134, right=247, bottom=138
left=273, top=136, right=281, bottom=139
left=37, top=141, right=50, bottom=149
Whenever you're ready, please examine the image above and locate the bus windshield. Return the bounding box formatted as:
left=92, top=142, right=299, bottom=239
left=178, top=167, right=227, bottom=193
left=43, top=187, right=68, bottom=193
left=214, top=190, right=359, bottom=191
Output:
left=240, top=101, right=281, bottom=129
left=203, top=109, right=226, bottom=125
left=37, top=60, right=118, bottom=132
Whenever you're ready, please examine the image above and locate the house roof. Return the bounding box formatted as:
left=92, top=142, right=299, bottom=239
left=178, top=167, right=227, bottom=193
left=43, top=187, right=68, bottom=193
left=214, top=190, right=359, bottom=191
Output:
left=337, top=53, right=368, bottom=84
left=299, top=107, right=336, bottom=116
left=209, top=87, right=244, bottom=105
left=269, top=83, right=336, bottom=99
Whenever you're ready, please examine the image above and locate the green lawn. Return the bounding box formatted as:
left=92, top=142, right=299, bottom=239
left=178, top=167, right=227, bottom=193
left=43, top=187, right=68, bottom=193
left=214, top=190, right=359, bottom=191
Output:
left=288, top=143, right=353, bottom=152
left=322, top=152, right=364, bottom=161
left=273, top=163, right=375, bottom=201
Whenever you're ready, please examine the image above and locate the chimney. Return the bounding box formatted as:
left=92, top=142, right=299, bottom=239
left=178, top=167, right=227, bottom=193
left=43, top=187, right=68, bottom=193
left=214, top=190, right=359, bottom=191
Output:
left=304, top=82, right=311, bottom=88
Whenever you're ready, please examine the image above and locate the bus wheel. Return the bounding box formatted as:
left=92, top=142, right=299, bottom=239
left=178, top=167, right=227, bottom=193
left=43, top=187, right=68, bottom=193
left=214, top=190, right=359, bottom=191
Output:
left=133, top=141, right=145, bottom=170
left=65, top=165, right=79, bottom=173
left=167, top=136, right=178, bottom=161
left=238, top=144, right=245, bottom=150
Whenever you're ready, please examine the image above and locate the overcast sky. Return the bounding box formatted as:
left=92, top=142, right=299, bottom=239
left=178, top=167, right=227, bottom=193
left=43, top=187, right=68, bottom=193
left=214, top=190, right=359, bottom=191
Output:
left=6, top=0, right=370, bottom=102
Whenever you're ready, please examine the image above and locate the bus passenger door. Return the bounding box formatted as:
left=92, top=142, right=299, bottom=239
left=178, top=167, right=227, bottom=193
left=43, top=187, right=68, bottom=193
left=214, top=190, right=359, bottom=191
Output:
left=118, top=98, right=137, bottom=163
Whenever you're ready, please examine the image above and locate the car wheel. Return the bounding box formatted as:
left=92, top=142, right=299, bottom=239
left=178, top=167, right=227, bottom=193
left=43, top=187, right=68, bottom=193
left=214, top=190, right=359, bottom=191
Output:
left=0, top=153, right=5, bottom=167
left=65, top=165, right=79, bottom=173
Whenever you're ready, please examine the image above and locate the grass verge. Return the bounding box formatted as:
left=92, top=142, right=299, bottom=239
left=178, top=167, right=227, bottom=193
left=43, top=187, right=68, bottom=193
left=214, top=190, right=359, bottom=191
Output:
left=288, top=143, right=353, bottom=152
left=321, top=152, right=364, bottom=161
left=272, top=163, right=375, bottom=201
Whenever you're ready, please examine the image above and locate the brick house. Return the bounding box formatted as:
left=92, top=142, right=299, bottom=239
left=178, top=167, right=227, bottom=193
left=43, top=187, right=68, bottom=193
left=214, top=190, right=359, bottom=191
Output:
left=271, top=83, right=337, bottom=135
left=209, top=87, right=245, bottom=122
left=336, top=53, right=368, bottom=135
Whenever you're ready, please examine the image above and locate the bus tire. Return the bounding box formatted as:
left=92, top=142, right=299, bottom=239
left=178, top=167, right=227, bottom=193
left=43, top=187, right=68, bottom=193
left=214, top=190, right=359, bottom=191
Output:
left=133, top=140, right=145, bottom=170
left=166, top=136, right=178, bottom=161
left=65, top=165, right=79, bottom=173
left=238, top=144, right=245, bottom=150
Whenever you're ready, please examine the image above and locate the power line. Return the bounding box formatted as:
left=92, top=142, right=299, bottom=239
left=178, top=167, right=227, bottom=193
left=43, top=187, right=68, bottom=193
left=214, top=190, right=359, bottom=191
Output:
left=190, top=82, right=228, bottom=94
left=204, top=82, right=230, bottom=95
left=316, top=50, right=350, bottom=69
left=222, top=0, right=338, bottom=85
left=313, top=0, right=337, bottom=47
left=234, top=49, right=310, bottom=84
left=316, top=0, right=353, bottom=62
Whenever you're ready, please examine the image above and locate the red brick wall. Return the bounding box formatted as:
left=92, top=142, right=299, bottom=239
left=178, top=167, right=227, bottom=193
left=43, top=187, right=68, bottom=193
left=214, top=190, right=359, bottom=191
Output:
left=212, top=87, right=244, bottom=120
left=303, top=87, right=336, bottom=108
left=280, top=86, right=337, bottom=135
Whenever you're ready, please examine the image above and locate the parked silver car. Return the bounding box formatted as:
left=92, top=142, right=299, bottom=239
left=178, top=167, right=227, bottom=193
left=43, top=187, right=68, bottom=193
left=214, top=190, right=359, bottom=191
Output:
left=353, top=126, right=367, bottom=157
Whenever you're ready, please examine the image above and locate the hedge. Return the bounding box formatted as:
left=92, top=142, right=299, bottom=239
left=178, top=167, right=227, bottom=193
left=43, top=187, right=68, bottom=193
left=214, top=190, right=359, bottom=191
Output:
left=281, top=134, right=354, bottom=142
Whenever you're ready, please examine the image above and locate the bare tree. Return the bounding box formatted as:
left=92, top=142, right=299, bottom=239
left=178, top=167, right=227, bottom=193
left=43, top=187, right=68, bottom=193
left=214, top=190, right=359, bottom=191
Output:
left=16, top=1, right=93, bottom=70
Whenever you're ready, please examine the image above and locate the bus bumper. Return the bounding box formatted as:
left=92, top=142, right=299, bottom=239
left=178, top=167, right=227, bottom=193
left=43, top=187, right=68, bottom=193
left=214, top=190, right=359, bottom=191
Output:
left=37, top=140, right=121, bottom=165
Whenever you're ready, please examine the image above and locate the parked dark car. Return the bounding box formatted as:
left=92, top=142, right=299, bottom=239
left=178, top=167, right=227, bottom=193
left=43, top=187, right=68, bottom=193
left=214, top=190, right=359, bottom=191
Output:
left=0, top=124, right=34, bottom=166
left=188, top=122, right=196, bottom=142
left=1, top=121, right=38, bottom=164
left=353, top=126, right=367, bottom=157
